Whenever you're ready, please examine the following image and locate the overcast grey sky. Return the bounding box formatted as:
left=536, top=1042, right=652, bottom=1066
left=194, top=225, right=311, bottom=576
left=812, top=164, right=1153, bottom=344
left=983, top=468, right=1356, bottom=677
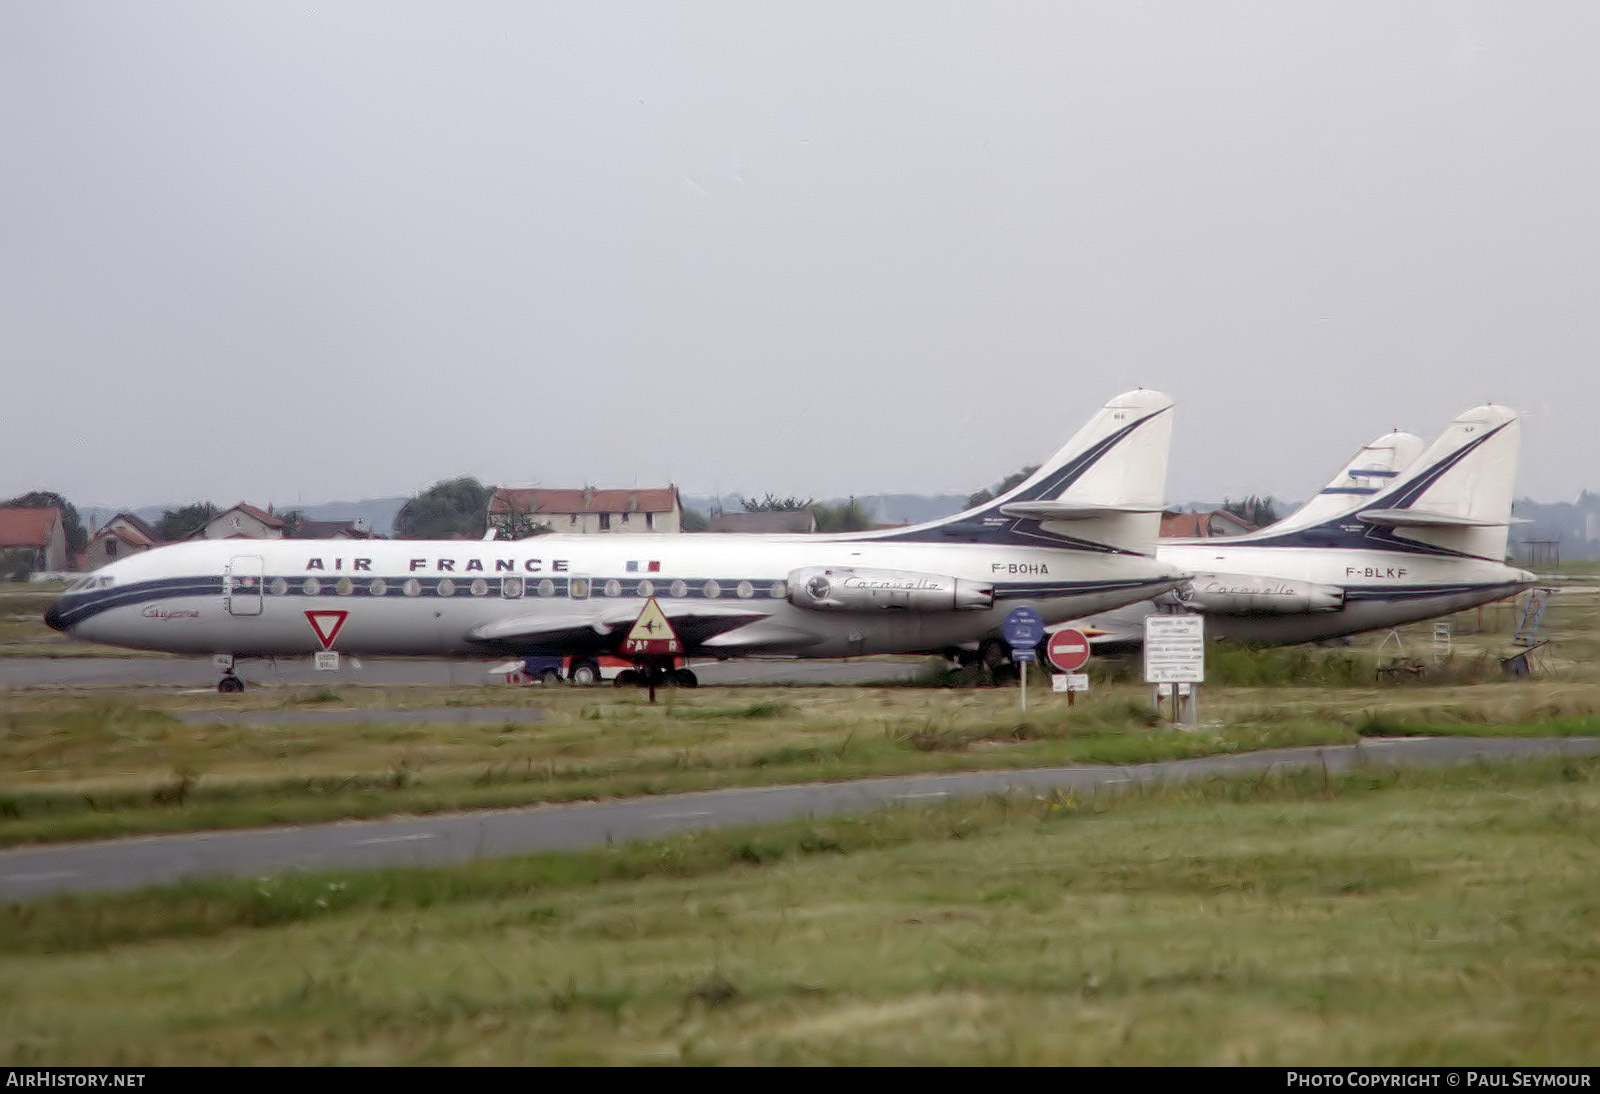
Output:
left=4, top=3, right=1597, bottom=511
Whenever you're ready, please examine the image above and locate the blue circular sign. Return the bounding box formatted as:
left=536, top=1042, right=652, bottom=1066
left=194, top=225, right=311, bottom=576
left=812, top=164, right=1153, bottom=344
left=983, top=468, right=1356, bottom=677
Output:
left=1000, top=606, right=1044, bottom=648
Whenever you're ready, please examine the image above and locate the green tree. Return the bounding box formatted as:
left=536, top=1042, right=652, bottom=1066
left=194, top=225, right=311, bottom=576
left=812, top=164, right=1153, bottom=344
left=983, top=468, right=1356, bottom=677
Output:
left=813, top=497, right=873, bottom=532
left=965, top=465, right=1040, bottom=509
left=394, top=477, right=492, bottom=539
left=733, top=492, right=870, bottom=531
left=680, top=507, right=709, bottom=532
left=157, top=502, right=220, bottom=542
left=4, top=491, right=88, bottom=557
left=494, top=494, right=552, bottom=539
left=738, top=493, right=815, bottom=512
left=1222, top=495, right=1278, bottom=528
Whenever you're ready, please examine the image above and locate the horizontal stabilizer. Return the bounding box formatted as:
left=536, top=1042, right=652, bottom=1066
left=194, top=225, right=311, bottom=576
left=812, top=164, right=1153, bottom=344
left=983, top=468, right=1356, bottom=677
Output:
left=999, top=502, right=1164, bottom=521
left=1357, top=508, right=1507, bottom=529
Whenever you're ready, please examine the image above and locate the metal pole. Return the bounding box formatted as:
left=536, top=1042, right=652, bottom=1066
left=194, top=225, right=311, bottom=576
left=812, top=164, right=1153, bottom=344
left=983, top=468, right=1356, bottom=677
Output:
left=1020, top=659, right=1027, bottom=714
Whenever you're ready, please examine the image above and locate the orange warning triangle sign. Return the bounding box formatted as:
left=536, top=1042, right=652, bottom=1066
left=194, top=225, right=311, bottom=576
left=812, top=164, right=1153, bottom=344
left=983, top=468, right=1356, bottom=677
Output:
left=622, top=597, right=681, bottom=655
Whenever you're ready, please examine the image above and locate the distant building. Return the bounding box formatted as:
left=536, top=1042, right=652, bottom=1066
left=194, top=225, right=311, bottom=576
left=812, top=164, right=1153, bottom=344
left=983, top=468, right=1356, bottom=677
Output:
left=78, top=513, right=163, bottom=570
left=0, top=507, right=69, bottom=575
left=488, top=487, right=682, bottom=537
left=1159, top=509, right=1258, bottom=538
left=290, top=518, right=375, bottom=540
left=707, top=510, right=818, bottom=534
left=192, top=503, right=287, bottom=541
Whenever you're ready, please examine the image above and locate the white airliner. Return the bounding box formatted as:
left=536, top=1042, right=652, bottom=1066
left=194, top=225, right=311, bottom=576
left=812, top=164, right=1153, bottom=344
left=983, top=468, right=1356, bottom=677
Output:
left=1067, top=403, right=1536, bottom=649
left=46, top=389, right=1190, bottom=690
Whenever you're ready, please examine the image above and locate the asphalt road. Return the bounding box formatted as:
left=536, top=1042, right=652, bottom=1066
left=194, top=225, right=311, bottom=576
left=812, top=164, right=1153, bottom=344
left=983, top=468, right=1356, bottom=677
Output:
left=3, top=734, right=1596, bottom=902
left=0, top=655, right=928, bottom=689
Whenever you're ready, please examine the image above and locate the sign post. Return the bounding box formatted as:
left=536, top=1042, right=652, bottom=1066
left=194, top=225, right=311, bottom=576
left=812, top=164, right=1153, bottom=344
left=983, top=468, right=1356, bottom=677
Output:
left=1143, top=615, right=1204, bottom=725
left=1432, top=620, right=1452, bottom=664
left=1045, top=627, right=1092, bottom=706
left=622, top=598, right=682, bottom=703
left=1001, top=606, right=1044, bottom=714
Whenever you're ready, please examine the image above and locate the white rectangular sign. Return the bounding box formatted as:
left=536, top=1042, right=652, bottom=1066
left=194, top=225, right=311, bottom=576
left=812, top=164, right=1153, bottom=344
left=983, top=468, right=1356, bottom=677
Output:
left=314, top=650, right=340, bottom=672
left=1144, top=615, right=1205, bottom=683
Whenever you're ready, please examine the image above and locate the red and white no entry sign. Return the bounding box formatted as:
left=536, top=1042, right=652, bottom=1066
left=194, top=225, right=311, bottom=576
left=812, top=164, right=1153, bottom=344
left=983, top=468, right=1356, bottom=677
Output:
left=1045, top=628, right=1092, bottom=673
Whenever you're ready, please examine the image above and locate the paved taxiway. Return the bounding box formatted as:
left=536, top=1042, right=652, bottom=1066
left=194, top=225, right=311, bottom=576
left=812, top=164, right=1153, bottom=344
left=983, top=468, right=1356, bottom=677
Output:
left=0, top=655, right=926, bottom=689
left=4, top=735, right=1596, bottom=902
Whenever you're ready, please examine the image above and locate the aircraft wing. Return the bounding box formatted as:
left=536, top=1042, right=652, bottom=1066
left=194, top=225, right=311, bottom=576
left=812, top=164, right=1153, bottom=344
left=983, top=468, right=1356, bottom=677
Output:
left=466, top=603, right=771, bottom=650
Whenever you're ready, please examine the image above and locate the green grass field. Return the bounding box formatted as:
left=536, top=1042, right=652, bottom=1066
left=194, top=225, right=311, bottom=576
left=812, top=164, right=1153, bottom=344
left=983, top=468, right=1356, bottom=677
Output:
left=4, top=757, right=1598, bottom=1065
left=1, top=581, right=1596, bottom=847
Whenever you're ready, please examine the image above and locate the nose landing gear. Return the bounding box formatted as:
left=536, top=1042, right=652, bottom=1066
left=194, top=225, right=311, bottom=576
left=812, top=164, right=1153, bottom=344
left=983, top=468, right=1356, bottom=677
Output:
left=214, top=653, right=245, bottom=693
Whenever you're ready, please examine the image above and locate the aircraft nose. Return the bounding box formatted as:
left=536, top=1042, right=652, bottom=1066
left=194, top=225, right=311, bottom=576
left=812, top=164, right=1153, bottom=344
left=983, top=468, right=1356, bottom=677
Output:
left=43, top=599, right=68, bottom=633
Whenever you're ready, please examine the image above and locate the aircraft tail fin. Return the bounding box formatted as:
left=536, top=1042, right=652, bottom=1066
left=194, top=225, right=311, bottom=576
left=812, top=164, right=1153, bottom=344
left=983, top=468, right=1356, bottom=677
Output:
left=870, top=389, right=1174, bottom=555
left=1245, top=404, right=1522, bottom=561
left=1354, top=404, right=1522, bottom=561
left=1262, top=429, right=1427, bottom=534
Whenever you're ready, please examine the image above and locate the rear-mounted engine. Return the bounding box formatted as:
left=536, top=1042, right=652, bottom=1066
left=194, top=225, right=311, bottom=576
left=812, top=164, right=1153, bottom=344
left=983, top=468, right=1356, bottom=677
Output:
left=787, top=567, right=994, bottom=612
left=1166, top=573, right=1345, bottom=615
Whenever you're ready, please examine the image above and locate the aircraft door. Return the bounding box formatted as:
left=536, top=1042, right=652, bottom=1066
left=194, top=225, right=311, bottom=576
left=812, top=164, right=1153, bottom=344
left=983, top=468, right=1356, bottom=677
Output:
left=226, top=555, right=264, bottom=616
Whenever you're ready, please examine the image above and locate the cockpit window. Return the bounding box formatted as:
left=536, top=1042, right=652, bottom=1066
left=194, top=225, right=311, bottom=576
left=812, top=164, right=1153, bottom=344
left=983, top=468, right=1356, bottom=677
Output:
left=64, top=576, right=114, bottom=593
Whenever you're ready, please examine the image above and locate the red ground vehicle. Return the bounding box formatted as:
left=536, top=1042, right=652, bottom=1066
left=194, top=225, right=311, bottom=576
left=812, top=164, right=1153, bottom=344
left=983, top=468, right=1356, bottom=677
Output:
left=492, top=654, right=698, bottom=687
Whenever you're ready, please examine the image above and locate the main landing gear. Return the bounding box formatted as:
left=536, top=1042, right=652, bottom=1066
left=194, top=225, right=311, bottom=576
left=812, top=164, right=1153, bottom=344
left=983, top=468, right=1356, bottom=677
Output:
left=947, top=639, right=1020, bottom=686
left=614, top=659, right=698, bottom=689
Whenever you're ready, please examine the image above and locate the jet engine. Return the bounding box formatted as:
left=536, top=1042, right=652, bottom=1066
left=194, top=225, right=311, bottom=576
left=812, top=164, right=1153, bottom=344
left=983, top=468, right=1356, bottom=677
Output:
left=787, top=567, right=994, bottom=612
left=1168, top=573, right=1345, bottom=615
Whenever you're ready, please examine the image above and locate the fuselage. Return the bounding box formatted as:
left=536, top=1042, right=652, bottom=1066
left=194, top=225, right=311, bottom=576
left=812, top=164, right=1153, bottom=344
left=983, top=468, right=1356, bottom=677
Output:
left=47, top=533, right=1187, bottom=660
left=1079, top=540, right=1534, bottom=646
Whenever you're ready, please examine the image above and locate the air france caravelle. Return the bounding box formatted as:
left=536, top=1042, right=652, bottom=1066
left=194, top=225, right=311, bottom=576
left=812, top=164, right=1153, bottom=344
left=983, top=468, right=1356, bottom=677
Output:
left=1068, top=403, right=1536, bottom=649
left=45, top=390, right=1190, bottom=691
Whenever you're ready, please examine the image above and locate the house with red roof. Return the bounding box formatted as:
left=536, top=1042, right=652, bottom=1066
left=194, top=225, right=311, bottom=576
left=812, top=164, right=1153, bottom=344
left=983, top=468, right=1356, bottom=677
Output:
left=192, top=503, right=288, bottom=540
left=0, top=507, right=69, bottom=575
left=78, top=513, right=164, bottom=570
left=1159, top=509, right=1259, bottom=538
left=488, top=487, right=681, bottom=537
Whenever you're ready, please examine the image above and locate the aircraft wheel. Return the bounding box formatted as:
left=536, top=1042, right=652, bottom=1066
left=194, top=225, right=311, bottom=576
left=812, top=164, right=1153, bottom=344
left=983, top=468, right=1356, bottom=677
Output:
left=674, top=668, right=699, bottom=688
left=568, top=660, right=601, bottom=687
left=614, top=669, right=639, bottom=687
left=217, top=675, right=245, bottom=694
left=539, top=668, right=563, bottom=686
left=979, top=638, right=1008, bottom=670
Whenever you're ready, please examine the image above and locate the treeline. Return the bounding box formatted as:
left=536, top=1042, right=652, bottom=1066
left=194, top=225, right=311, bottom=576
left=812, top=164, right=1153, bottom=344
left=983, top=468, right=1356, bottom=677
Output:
left=734, top=493, right=873, bottom=532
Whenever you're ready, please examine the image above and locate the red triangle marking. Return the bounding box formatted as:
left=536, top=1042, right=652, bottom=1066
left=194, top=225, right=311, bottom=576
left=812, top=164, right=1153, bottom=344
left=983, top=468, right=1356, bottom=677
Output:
left=305, top=610, right=349, bottom=650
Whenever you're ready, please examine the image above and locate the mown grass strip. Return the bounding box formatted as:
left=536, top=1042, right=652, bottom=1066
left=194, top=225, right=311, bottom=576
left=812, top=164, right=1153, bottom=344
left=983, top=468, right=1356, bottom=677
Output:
left=4, top=755, right=1599, bottom=1065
